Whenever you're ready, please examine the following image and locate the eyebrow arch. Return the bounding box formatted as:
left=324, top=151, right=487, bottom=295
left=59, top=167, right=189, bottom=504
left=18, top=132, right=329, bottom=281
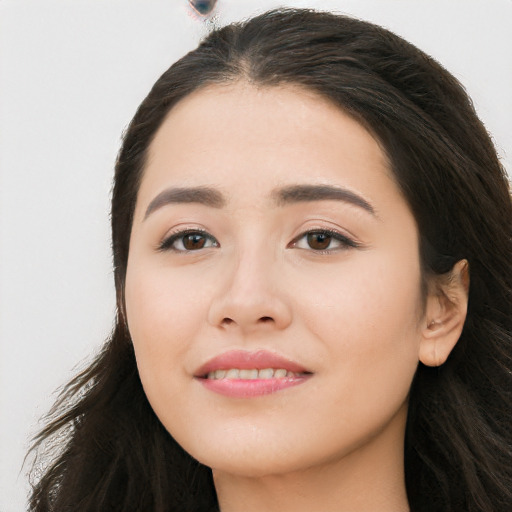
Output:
left=144, top=186, right=225, bottom=220
left=273, top=184, right=376, bottom=216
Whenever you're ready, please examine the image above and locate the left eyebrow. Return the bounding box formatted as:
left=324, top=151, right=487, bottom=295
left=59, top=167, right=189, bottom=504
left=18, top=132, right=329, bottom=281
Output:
left=144, top=186, right=226, bottom=220
left=272, top=184, right=377, bottom=217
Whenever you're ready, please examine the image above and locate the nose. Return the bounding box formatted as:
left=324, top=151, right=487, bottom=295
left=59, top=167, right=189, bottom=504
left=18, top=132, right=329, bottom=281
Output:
left=207, top=248, right=293, bottom=333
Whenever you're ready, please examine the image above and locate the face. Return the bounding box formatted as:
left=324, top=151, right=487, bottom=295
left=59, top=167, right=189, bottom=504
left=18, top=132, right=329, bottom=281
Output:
left=125, top=82, right=426, bottom=477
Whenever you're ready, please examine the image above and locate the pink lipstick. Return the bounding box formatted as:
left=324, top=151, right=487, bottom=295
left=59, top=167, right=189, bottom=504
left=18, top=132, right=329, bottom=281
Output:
left=194, top=350, right=312, bottom=398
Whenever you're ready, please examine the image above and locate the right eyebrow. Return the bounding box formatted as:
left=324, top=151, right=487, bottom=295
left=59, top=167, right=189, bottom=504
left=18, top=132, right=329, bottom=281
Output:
left=143, top=186, right=226, bottom=220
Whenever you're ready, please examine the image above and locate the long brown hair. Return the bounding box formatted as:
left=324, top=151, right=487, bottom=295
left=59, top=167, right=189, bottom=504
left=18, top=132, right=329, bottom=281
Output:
left=29, top=8, right=512, bottom=511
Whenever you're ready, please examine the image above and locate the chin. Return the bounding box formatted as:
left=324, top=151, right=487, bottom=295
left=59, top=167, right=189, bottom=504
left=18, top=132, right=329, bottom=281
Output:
left=202, top=450, right=310, bottom=479
left=173, top=426, right=312, bottom=478
left=177, top=426, right=351, bottom=480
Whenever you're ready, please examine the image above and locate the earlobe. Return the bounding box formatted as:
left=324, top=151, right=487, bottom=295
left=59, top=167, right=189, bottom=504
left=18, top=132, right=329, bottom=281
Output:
left=419, top=260, right=469, bottom=367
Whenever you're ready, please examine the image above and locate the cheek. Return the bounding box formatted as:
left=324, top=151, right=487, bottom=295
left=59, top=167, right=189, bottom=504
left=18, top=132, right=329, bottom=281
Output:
left=294, top=251, right=423, bottom=389
left=124, top=262, right=211, bottom=393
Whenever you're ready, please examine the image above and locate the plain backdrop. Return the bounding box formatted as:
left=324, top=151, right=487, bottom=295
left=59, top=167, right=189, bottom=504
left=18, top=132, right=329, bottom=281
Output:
left=1, top=1, right=510, bottom=510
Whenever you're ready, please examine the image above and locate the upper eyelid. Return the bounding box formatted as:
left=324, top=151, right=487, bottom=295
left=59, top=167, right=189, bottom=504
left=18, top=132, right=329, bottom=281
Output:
left=161, top=225, right=210, bottom=241
left=293, top=218, right=359, bottom=237
left=292, top=227, right=359, bottom=243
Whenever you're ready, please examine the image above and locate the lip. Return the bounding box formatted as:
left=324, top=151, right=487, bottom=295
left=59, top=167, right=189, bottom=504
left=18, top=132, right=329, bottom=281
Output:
left=194, top=349, right=312, bottom=398
left=194, top=349, right=310, bottom=376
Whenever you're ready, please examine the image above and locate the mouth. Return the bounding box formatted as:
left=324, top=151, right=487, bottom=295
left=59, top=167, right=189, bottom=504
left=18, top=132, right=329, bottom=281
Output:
left=194, top=350, right=313, bottom=398
left=204, top=368, right=306, bottom=380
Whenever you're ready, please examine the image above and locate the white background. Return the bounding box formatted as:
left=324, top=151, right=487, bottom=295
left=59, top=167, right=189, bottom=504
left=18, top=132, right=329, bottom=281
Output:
left=1, top=1, right=510, bottom=510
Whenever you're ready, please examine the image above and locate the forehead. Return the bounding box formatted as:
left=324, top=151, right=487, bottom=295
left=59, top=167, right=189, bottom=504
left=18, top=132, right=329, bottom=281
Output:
left=136, top=81, right=401, bottom=217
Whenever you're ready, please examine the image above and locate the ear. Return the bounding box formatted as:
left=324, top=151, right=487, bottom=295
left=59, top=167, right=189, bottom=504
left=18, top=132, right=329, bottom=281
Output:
left=419, top=259, right=469, bottom=367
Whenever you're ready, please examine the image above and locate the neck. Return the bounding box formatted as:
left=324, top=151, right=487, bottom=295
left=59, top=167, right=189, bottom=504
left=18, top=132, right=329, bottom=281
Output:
left=213, top=405, right=410, bottom=512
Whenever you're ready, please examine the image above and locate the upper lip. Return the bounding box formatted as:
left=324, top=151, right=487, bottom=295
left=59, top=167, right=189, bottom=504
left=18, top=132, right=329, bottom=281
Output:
left=194, top=349, right=310, bottom=377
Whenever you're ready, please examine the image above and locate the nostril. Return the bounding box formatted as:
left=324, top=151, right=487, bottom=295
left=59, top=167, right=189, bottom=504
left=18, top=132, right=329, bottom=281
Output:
left=215, top=314, right=282, bottom=329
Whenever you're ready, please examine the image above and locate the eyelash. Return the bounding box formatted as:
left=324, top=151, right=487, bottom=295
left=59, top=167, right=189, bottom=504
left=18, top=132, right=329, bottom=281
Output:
left=290, top=229, right=360, bottom=253
left=158, top=229, right=219, bottom=252
left=158, top=228, right=360, bottom=253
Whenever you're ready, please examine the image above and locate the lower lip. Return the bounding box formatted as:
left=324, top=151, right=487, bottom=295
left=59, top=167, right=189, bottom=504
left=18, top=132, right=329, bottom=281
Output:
left=197, top=376, right=310, bottom=398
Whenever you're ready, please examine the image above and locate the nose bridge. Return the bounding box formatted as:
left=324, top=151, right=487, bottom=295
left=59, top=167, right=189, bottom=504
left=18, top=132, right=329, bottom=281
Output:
left=232, top=238, right=273, bottom=293
left=208, top=233, right=292, bottom=331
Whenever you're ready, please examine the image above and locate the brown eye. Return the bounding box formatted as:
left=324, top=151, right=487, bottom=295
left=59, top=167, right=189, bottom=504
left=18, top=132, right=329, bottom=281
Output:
left=291, top=230, right=359, bottom=253
left=183, top=233, right=207, bottom=250
left=159, top=230, right=219, bottom=252
left=307, top=232, right=332, bottom=250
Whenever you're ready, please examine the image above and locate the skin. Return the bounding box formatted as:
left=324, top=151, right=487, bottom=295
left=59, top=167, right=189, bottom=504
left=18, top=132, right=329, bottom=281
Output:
left=125, top=82, right=468, bottom=512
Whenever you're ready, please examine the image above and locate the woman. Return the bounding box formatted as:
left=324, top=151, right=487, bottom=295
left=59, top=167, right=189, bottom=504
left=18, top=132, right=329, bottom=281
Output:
left=29, top=8, right=512, bottom=512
